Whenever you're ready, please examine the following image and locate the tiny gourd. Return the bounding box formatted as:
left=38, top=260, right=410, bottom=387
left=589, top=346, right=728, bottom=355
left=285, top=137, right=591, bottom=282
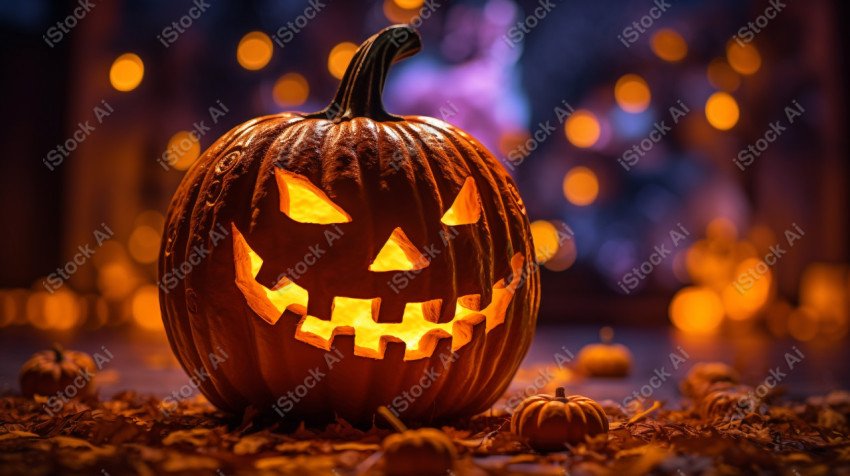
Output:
left=378, top=407, right=457, bottom=476
left=19, top=344, right=96, bottom=398
left=575, top=327, right=632, bottom=378
left=510, top=387, right=609, bottom=452
left=699, top=384, right=754, bottom=421
left=680, top=361, right=740, bottom=400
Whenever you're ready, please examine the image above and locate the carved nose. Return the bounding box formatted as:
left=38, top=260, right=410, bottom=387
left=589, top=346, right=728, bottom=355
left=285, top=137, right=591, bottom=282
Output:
left=368, top=227, right=429, bottom=272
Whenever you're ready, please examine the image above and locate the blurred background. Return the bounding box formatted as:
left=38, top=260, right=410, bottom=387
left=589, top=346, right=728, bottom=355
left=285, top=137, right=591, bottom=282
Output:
left=0, top=0, right=848, bottom=381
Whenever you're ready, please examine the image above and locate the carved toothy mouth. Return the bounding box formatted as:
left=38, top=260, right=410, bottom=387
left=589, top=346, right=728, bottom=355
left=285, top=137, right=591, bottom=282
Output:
left=231, top=225, right=524, bottom=360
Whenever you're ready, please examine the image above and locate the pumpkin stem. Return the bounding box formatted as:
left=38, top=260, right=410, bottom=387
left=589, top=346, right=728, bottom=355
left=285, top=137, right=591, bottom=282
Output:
left=599, top=326, right=614, bottom=344
left=376, top=406, right=408, bottom=433
left=313, top=25, right=421, bottom=122
left=51, top=343, right=65, bottom=363
left=555, top=387, right=566, bottom=401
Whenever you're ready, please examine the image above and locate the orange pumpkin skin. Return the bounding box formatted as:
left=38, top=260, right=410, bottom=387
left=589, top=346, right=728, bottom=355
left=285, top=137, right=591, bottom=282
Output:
left=159, top=25, right=539, bottom=425
left=19, top=346, right=96, bottom=398
left=699, top=384, right=754, bottom=420
left=383, top=428, right=456, bottom=476
left=510, top=389, right=608, bottom=451
left=576, top=343, right=632, bottom=378
left=680, top=362, right=740, bottom=400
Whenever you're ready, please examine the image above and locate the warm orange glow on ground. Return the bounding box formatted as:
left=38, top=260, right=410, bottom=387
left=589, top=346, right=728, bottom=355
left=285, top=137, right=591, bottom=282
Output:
left=651, top=29, right=687, bottom=62
left=109, top=53, right=144, bottom=92
left=563, top=166, right=599, bottom=206
left=705, top=92, right=740, bottom=130
left=167, top=131, right=201, bottom=171
left=369, top=227, right=428, bottom=272
left=615, top=74, right=651, bottom=113
left=707, top=58, right=741, bottom=92
left=132, top=285, right=164, bottom=331
left=726, top=41, right=761, bottom=76
left=273, top=73, right=309, bottom=107
left=530, top=220, right=560, bottom=264
left=670, top=286, right=724, bottom=334
left=275, top=169, right=351, bottom=224
left=440, top=177, right=482, bottom=226
left=237, top=31, right=273, bottom=71
left=328, top=42, right=358, bottom=80
left=564, top=110, right=601, bottom=148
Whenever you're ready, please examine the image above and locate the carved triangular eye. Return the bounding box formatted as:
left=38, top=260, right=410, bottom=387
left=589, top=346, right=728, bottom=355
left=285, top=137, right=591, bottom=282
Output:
left=441, top=177, right=481, bottom=226
left=369, top=227, right=428, bottom=272
left=275, top=169, right=352, bottom=224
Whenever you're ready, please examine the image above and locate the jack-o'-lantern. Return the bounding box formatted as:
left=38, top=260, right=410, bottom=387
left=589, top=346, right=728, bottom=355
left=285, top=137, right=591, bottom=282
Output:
left=159, top=25, right=539, bottom=425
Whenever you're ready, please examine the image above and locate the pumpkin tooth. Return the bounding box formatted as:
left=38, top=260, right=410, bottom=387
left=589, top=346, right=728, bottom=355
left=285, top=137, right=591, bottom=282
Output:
left=236, top=230, right=525, bottom=360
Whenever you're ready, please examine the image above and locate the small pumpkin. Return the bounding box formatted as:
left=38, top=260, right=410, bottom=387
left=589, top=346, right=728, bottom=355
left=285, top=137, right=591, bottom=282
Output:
left=680, top=362, right=740, bottom=400
left=699, top=384, right=755, bottom=421
left=378, top=406, right=456, bottom=476
left=510, top=387, right=608, bottom=451
left=19, top=345, right=96, bottom=398
left=575, top=327, right=632, bottom=378
left=159, top=24, right=539, bottom=424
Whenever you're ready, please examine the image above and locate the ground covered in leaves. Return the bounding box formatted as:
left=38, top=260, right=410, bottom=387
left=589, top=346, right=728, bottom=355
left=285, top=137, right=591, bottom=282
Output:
left=1, top=388, right=849, bottom=476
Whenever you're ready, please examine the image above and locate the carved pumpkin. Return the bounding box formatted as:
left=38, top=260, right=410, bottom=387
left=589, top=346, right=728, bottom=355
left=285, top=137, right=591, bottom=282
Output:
left=159, top=25, right=539, bottom=424
left=378, top=407, right=456, bottom=476
left=510, top=388, right=608, bottom=451
left=19, top=345, right=96, bottom=398
left=575, top=327, right=632, bottom=378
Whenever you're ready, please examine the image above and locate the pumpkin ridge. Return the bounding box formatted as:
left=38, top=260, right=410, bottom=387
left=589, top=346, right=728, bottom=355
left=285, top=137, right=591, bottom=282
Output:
left=182, top=115, right=306, bottom=409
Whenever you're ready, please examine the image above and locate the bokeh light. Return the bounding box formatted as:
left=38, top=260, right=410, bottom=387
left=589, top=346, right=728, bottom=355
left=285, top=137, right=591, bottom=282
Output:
left=530, top=220, right=560, bottom=264
left=787, top=306, right=819, bottom=341
left=237, top=31, right=273, bottom=71
left=707, top=58, right=741, bottom=92
left=564, top=110, right=601, bottom=148
left=97, top=262, right=138, bottom=301
left=650, top=29, right=687, bottom=62
left=563, top=166, right=599, bottom=206
left=614, top=74, right=651, bottom=114
left=544, top=221, right=578, bottom=272
left=705, top=92, right=740, bottom=130
left=726, top=41, right=761, bottom=76
left=166, top=131, right=201, bottom=171
left=721, top=258, right=772, bottom=321
left=393, top=0, right=424, bottom=8
left=328, top=42, right=358, bottom=80
left=128, top=225, right=161, bottom=264
left=273, top=73, right=310, bottom=107
left=27, top=290, right=82, bottom=331
left=131, top=285, right=164, bottom=331
left=384, top=0, right=421, bottom=22
left=109, top=53, right=144, bottom=92
left=669, top=286, right=724, bottom=334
